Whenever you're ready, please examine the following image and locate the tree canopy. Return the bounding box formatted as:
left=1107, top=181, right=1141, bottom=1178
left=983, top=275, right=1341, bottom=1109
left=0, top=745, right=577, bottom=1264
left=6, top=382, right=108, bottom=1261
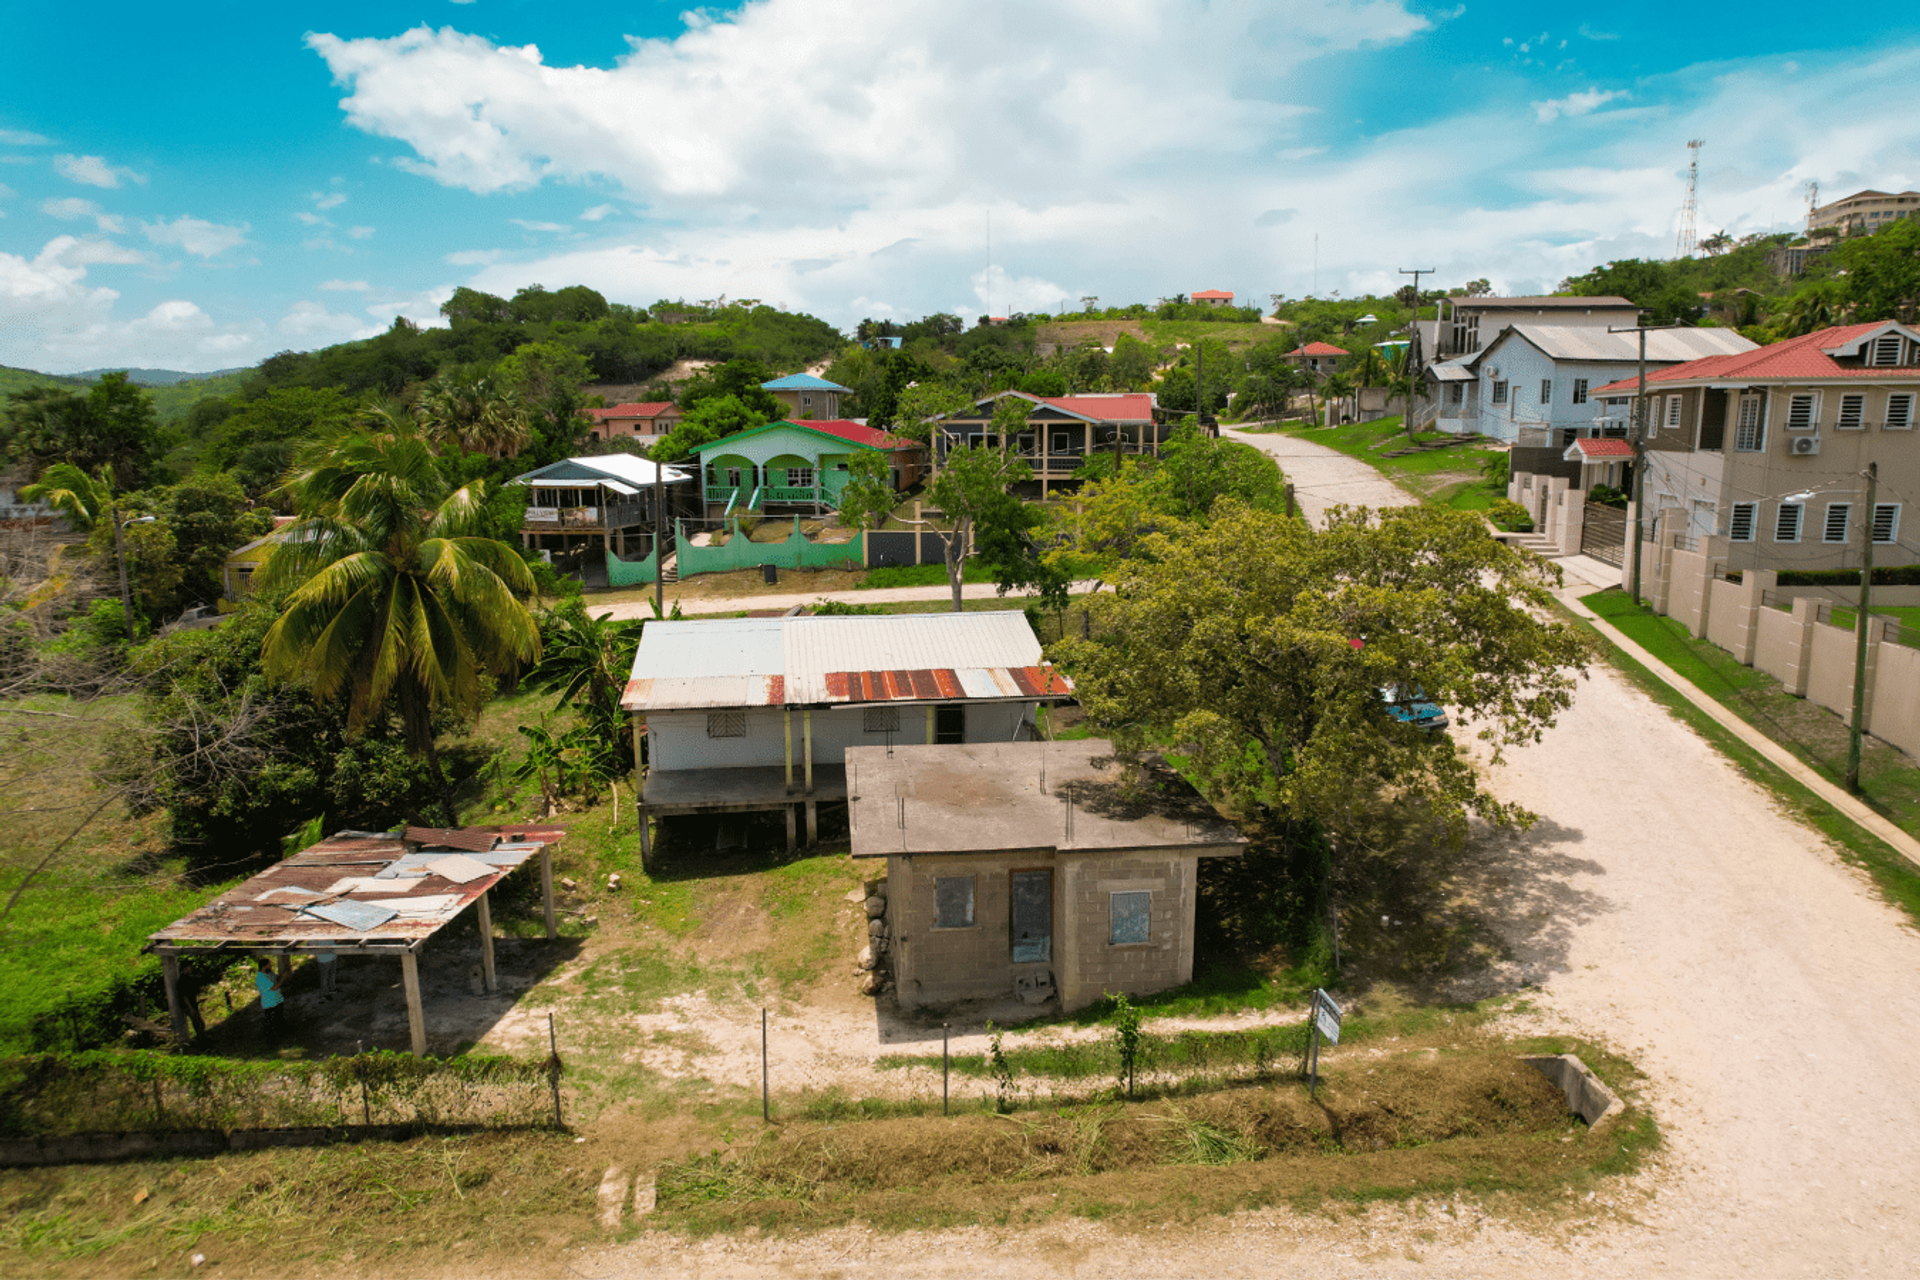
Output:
left=1055, top=503, right=1587, bottom=850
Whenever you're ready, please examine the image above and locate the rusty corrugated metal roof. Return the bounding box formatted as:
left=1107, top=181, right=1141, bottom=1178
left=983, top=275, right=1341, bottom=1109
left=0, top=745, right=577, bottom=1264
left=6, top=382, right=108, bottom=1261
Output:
left=146, top=826, right=564, bottom=953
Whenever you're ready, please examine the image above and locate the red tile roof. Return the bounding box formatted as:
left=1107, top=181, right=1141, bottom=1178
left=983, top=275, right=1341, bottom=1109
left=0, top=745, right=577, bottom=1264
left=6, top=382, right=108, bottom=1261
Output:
left=1569, top=438, right=1635, bottom=459
left=1192, top=289, right=1234, bottom=300
left=590, top=401, right=675, bottom=420
left=802, top=419, right=920, bottom=450
left=1043, top=394, right=1157, bottom=422
left=1590, top=324, right=1920, bottom=396
left=1288, top=342, right=1349, bottom=357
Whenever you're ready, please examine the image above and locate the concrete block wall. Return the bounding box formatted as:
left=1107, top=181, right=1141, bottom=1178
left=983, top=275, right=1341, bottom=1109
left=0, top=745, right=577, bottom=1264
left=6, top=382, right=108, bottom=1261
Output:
left=1807, top=616, right=1883, bottom=732
left=1705, top=569, right=1775, bottom=665
left=1871, top=641, right=1920, bottom=760
left=1055, top=853, right=1198, bottom=1012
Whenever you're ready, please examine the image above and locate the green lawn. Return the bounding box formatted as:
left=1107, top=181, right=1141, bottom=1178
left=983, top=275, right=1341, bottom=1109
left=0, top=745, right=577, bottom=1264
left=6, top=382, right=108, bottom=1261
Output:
left=1829, top=604, right=1920, bottom=648
left=1279, top=416, right=1503, bottom=503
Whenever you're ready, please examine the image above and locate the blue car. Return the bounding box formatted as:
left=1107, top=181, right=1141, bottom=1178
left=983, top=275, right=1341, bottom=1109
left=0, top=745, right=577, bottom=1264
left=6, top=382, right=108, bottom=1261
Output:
left=1381, top=684, right=1449, bottom=732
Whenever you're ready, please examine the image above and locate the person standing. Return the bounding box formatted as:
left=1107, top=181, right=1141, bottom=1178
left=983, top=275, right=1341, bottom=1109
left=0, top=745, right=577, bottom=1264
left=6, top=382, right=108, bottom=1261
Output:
left=255, top=957, right=285, bottom=1036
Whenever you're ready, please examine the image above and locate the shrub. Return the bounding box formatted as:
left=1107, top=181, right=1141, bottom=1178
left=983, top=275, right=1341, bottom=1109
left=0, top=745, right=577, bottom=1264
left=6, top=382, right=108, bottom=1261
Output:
left=1588, top=484, right=1629, bottom=509
left=1488, top=499, right=1534, bottom=533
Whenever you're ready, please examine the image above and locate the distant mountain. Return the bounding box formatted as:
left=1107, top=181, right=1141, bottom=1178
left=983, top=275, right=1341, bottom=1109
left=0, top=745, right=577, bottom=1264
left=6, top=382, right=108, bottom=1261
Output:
left=0, top=365, right=88, bottom=396
left=73, top=367, right=252, bottom=386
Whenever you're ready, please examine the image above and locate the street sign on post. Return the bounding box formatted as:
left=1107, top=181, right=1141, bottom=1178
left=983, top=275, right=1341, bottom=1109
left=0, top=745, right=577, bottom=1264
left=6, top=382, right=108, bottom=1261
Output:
left=1314, top=989, right=1343, bottom=1045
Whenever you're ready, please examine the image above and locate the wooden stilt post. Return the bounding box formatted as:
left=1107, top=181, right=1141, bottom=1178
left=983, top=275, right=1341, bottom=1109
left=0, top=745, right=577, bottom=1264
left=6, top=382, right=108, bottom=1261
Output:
left=639, top=805, right=654, bottom=871
left=803, top=709, right=814, bottom=794
left=161, top=953, right=188, bottom=1048
left=785, top=805, right=797, bottom=851
left=476, top=890, right=498, bottom=993
left=401, top=948, right=427, bottom=1058
left=541, top=847, right=558, bottom=940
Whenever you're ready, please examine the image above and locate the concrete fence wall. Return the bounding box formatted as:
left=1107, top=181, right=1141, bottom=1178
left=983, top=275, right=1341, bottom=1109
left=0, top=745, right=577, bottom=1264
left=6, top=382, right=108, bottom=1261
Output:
left=1639, top=551, right=1920, bottom=759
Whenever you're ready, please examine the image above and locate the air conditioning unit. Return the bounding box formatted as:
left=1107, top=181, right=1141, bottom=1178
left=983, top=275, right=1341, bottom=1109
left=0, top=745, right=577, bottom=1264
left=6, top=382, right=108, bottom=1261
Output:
left=1790, top=435, right=1822, bottom=456
left=1485, top=366, right=1500, bottom=378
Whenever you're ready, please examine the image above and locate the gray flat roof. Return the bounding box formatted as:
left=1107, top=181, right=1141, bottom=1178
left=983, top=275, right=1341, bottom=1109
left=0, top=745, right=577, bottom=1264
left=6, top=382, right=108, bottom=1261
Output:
left=846, top=740, right=1246, bottom=859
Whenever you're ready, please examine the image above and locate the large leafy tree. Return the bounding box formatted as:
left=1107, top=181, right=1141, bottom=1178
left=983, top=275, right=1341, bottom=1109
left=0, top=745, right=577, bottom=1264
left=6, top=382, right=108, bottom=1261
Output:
left=1833, top=217, right=1920, bottom=323
left=260, top=429, right=542, bottom=823
left=2, top=373, right=166, bottom=487
left=923, top=445, right=1065, bottom=611
left=1055, top=503, right=1586, bottom=852
left=416, top=374, right=531, bottom=459
left=648, top=393, right=765, bottom=463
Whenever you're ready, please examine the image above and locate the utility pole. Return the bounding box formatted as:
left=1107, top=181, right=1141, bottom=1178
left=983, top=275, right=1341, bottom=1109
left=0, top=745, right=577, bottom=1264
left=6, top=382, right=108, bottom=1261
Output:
left=1847, top=461, right=1879, bottom=794
left=653, top=462, right=666, bottom=618
left=1609, top=320, right=1679, bottom=605
left=1399, top=268, right=1433, bottom=435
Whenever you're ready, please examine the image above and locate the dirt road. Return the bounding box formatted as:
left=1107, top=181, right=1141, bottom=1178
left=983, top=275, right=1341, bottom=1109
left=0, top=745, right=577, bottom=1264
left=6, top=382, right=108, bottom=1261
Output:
left=1221, top=425, right=1417, bottom=524
left=567, top=435, right=1920, bottom=1276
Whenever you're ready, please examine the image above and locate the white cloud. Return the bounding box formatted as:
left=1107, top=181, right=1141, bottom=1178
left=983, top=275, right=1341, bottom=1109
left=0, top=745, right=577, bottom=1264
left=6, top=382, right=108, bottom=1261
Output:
left=314, top=192, right=347, bottom=210
left=346, top=225, right=376, bottom=239
left=319, top=278, right=371, bottom=291
left=0, top=235, right=265, bottom=372
left=509, top=218, right=568, bottom=232
left=295, top=211, right=325, bottom=224
left=446, top=248, right=502, bottom=265
left=42, top=197, right=100, bottom=220
left=580, top=203, right=617, bottom=221
left=142, top=216, right=250, bottom=258
left=308, top=2, right=1424, bottom=205
left=0, top=130, right=52, bottom=145
left=279, top=300, right=382, bottom=343
left=54, top=153, right=145, bottom=189
left=1532, top=87, right=1629, bottom=124
left=0, top=184, right=13, bottom=200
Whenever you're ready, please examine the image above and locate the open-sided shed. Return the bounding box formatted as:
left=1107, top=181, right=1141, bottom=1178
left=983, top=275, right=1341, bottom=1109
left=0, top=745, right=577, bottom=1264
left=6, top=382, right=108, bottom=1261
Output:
left=145, top=825, right=565, bottom=1056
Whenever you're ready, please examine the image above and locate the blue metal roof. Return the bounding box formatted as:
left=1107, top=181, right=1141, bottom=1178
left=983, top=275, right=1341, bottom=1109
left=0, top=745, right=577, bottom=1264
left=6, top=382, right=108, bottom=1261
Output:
left=761, top=373, right=850, bottom=392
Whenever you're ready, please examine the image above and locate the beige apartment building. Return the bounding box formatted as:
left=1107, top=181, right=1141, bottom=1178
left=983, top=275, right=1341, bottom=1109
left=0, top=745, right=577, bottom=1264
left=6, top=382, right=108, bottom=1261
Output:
left=1809, top=190, right=1920, bottom=239
left=1590, top=321, right=1920, bottom=573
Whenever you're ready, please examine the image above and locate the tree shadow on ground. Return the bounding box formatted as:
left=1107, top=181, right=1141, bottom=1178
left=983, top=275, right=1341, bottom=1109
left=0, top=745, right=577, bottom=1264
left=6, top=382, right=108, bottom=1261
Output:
left=1331, top=797, right=1610, bottom=1004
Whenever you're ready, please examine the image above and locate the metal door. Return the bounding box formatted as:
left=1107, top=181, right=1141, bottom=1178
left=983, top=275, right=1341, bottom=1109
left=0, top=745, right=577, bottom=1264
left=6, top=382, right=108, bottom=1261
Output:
left=1010, top=870, right=1052, bottom=964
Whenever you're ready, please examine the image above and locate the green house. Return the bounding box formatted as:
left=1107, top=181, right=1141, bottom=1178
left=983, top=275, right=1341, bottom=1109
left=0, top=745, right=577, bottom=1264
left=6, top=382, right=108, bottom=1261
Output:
left=694, top=419, right=926, bottom=515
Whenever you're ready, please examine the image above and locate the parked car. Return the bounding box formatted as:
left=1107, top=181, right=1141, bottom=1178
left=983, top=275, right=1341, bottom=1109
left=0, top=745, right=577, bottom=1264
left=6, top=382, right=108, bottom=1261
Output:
left=1381, top=684, right=1448, bottom=731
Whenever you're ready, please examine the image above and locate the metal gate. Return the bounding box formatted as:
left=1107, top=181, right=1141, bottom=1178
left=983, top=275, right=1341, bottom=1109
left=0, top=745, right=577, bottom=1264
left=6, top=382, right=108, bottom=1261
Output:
left=1581, top=502, right=1628, bottom=568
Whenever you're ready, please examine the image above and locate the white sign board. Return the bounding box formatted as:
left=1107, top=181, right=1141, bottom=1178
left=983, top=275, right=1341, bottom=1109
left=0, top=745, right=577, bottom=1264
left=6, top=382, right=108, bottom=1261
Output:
left=1313, top=989, right=1343, bottom=1045
left=524, top=507, right=559, bottom=523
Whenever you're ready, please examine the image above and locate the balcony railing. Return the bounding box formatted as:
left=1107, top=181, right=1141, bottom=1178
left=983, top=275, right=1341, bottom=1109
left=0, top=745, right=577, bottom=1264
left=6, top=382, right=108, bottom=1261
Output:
left=522, top=499, right=648, bottom=530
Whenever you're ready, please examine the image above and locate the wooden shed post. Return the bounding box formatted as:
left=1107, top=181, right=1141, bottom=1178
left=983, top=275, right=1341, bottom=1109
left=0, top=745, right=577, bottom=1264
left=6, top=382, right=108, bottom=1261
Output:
left=476, top=889, right=498, bottom=993
left=803, top=709, right=814, bottom=794
left=784, top=709, right=795, bottom=793
left=541, top=847, right=558, bottom=940
left=400, top=948, right=427, bottom=1057
left=161, top=953, right=188, bottom=1047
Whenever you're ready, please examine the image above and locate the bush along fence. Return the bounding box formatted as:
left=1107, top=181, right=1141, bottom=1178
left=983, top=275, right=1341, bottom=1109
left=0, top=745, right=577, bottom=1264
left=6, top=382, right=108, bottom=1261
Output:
left=0, top=1049, right=565, bottom=1166
left=608, top=518, right=952, bottom=585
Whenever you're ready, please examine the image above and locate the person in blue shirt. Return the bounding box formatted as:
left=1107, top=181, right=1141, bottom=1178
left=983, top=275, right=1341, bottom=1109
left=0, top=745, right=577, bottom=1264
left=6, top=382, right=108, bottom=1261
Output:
left=255, top=957, right=285, bottom=1035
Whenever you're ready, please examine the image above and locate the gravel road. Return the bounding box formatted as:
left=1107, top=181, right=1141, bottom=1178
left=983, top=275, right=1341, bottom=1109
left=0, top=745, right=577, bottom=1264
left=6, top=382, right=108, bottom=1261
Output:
left=1220, top=424, right=1418, bottom=524
left=568, top=434, right=1920, bottom=1277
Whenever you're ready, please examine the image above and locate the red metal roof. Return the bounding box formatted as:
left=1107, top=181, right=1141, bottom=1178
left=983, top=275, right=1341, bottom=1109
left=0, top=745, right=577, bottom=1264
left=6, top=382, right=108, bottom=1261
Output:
left=802, top=419, right=920, bottom=450
left=1288, top=342, right=1349, bottom=357
left=1043, top=394, right=1157, bottom=422
left=590, top=401, right=675, bottom=420
left=1590, top=323, right=1920, bottom=396
left=1569, top=438, right=1634, bottom=458
left=1192, top=289, right=1234, bottom=300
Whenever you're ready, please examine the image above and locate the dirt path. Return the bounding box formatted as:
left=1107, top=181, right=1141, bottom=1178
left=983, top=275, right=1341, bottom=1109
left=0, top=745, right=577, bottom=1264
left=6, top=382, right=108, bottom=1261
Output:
left=1220, top=425, right=1418, bottom=524
left=552, top=435, right=1920, bottom=1275
left=590, top=579, right=1103, bottom=622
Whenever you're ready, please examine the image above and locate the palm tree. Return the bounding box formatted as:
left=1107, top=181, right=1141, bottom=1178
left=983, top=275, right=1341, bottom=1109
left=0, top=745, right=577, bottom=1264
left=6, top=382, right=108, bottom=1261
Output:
left=417, top=375, right=532, bottom=459
left=20, top=462, right=113, bottom=530
left=260, top=429, right=541, bottom=824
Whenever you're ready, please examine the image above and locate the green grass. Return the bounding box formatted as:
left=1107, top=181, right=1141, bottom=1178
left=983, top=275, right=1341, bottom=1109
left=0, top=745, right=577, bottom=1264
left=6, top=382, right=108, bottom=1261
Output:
left=1278, top=415, right=1503, bottom=501
left=856, top=561, right=992, bottom=589
left=1572, top=592, right=1920, bottom=928
left=1830, top=604, right=1920, bottom=648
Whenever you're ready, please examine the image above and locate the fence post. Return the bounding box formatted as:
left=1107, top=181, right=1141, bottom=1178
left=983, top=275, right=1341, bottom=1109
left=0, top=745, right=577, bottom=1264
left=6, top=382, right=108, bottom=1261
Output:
left=548, top=1013, right=563, bottom=1129
left=761, top=1008, right=770, bottom=1123
left=943, top=1024, right=950, bottom=1116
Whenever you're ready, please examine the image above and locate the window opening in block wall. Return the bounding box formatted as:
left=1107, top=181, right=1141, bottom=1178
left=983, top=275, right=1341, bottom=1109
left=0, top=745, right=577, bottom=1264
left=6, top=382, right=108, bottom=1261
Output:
left=863, top=706, right=900, bottom=734
left=934, top=876, right=975, bottom=929
left=705, top=710, right=747, bottom=738
left=1110, top=891, right=1151, bottom=946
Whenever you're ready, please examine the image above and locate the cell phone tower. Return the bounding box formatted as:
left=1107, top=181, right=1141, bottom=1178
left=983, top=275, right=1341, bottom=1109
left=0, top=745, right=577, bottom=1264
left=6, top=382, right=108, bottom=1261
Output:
left=1674, top=139, right=1705, bottom=258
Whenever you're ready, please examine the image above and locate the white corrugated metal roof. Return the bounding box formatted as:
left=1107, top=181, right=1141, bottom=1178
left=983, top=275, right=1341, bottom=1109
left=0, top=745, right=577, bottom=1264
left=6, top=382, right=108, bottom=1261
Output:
left=1430, top=358, right=1476, bottom=382
left=783, top=612, right=1041, bottom=703
left=1492, top=324, right=1757, bottom=364
left=620, top=610, right=1067, bottom=712
left=512, top=455, right=689, bottom=489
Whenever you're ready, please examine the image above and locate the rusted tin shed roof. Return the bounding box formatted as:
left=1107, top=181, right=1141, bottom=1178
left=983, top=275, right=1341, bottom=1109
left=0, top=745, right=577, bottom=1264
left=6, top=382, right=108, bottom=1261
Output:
left=146, top=825, right=566, bottom=954
left=620, top=610, right=1073, bottom=712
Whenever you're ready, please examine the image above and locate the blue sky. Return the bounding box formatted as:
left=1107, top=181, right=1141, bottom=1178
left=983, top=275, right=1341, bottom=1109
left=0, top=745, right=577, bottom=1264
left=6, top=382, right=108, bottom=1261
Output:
left=0, top=1, right=1913, bottom=372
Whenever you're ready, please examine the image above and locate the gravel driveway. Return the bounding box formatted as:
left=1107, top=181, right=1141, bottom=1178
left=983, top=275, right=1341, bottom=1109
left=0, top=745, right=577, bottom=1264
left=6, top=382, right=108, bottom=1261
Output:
left=576, top=434, right=1920, bottom=1277
left=1221, top=425, right=1417, bottom=524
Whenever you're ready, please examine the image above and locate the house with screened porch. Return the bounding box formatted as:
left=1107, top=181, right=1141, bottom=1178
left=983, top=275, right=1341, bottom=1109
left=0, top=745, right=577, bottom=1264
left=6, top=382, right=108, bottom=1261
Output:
left=1588, top=320, right=1920, bottom=572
